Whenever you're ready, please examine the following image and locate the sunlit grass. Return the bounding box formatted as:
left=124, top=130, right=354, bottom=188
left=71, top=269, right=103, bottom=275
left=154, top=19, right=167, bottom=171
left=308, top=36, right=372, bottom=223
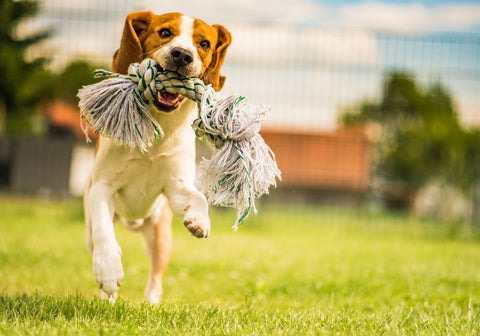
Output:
left=0, top=196, right=479, bottom=334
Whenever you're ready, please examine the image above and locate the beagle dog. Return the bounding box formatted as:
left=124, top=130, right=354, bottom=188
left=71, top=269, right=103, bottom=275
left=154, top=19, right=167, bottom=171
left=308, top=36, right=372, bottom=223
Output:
left=84, top=11, right=231, bottom=303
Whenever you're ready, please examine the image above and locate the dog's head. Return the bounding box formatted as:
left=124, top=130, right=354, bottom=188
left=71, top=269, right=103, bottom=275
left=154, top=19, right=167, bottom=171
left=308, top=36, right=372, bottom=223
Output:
left=112, top=11, right=232, bottom=112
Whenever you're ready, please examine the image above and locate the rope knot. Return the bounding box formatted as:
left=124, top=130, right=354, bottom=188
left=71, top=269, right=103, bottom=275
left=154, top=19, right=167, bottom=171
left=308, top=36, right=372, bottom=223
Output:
left=193, top=95, right=264, bottom=149
left=128, top=59, right=158, bottom=104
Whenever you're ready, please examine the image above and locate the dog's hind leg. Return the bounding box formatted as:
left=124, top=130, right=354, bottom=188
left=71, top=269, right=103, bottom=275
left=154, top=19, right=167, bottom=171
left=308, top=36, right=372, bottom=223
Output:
left=141, top=195, right=173, bottom=304
left=84, top=198, right=93, bottom=255
left=84, top=182, right=94, bottom=255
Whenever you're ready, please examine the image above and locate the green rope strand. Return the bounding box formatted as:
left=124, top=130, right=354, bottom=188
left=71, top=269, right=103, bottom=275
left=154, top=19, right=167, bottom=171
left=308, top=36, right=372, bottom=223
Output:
left=79, top=57, right=281, bottom=229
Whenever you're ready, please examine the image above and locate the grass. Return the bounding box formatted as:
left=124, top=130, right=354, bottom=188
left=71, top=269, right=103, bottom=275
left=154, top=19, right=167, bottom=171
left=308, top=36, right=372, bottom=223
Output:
left=0, top=196, right=479, bottom=335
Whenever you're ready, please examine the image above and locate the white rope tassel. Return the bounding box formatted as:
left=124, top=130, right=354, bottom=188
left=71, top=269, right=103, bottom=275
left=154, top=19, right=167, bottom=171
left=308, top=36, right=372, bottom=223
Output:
left=194, top=95, right=281, bottom=230
left=78, top=60, right=163, bottom=151
left=77, top=58, right=281, bottom=228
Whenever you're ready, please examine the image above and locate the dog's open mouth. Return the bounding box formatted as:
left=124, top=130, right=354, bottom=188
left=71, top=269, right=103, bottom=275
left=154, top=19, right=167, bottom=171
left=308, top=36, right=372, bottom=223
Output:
left=152, top=64, right=186, bottom=112
left=154, top=91, right=185, bottom=112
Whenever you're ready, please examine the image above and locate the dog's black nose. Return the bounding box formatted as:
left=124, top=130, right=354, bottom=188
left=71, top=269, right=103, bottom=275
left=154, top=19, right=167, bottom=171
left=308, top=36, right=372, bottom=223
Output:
left=171, top=47, right=193, bottom=67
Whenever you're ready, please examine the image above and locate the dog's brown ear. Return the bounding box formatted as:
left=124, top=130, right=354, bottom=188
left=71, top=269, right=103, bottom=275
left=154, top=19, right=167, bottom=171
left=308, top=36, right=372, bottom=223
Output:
left=112, top=11, right=153, bottom=74
left=203, top=25, right=232, bottom=92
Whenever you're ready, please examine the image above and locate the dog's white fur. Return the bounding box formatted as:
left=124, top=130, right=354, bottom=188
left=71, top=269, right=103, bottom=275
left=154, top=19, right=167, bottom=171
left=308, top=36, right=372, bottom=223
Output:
left=153, top=16, right=203, bottom=78
left=84, top=13, right=225, bottom=303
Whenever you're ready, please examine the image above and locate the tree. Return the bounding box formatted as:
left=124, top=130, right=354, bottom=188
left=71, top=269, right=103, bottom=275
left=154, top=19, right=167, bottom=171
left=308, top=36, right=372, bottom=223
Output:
left=342, top=72, right=468, bottom=208
left=53, top=61, right=100, bottom=106
left=0, top=0, right=53, bottom=133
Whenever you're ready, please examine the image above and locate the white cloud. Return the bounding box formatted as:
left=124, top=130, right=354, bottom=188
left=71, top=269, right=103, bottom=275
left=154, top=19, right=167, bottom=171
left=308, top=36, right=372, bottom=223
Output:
left=137, top=0, right=326, bottom=24
left=335, top=2, right=480, bottom=33
left=39, top=0, right=127, bottom=12
left=25, top=0, right=480, bottom=130
left=435, top=4, right=480, bottom=30
left=36, top=0, right=480, bottom=34
left=131, top=0, right=480, bottom=33
left=221, top=23, right=381, bottom=131
left=226, top=23, right=380, bottom=66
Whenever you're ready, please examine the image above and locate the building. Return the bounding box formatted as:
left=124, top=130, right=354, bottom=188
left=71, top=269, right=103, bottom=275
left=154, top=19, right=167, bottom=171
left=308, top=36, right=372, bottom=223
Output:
left=1, top=101, right=372, bottom=204
left=261, top=127, right=372, bottom=205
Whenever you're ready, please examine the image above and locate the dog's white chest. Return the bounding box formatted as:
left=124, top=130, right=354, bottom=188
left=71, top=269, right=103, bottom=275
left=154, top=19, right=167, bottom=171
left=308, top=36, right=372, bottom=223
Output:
left=112, top=155, right=168, bottom=220
left=93, top=122, right=196, bottom=220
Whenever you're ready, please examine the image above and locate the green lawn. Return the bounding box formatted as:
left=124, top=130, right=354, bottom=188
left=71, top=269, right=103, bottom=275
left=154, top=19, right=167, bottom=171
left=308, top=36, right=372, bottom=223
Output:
left=0, top=196, right=479, bottom=335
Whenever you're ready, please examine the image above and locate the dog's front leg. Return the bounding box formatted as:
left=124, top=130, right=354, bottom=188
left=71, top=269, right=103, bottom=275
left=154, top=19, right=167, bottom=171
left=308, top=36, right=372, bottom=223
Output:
left=87, top=182, right=124, bottom=297
left=165, top=179, right=210, bottom=238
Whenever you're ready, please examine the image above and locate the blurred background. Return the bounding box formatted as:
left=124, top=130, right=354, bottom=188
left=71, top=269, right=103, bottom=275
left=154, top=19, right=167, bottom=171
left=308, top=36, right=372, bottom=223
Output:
left=1, top=0, right=480, bottom=226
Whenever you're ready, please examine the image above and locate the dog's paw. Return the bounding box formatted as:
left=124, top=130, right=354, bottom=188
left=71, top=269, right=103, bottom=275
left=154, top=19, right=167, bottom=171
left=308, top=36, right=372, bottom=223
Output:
left=93, top=243, right=124, bottom=295
left=183, top=213, right=210, bottom=238
left=145, top=284, right=163, bottom=305
left=100, top=290, right=118, bottom=304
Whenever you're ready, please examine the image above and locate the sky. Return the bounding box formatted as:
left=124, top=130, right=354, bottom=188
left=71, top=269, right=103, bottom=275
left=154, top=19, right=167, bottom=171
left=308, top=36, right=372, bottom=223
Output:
left=129, top=0, right=480, bottom=32
left=30, top=0, right=480, bottom=131
left=36, top=0, right=480, bottom=33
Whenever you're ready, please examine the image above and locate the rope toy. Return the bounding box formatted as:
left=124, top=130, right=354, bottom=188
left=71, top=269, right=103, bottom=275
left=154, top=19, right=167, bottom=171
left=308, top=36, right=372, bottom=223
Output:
left=77, top=58, right=281, bottom=230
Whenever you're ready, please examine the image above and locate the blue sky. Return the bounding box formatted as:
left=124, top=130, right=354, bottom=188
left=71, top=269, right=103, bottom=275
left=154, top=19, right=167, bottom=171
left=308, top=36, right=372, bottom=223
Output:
left=315, top=0, right=480, bottom=5
left=313, top=0, right=480, bottom=6
left=128, top=0, right=480, bottom=33
left=38, top=0, right=480, bottom=33
left=33, top=0, right=480, bottom=129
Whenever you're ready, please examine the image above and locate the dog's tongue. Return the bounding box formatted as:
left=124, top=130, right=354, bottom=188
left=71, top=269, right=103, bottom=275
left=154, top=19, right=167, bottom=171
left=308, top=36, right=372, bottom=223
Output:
left=159, top=91, right=181, bottom=104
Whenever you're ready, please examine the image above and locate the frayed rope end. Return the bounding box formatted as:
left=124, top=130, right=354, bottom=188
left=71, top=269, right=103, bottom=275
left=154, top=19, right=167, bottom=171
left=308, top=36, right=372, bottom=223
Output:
left=77, top=58, right=281, bottom=229
left=194, top=94, right=281, bottom=228
left=77, top=75, right=164, bottom=152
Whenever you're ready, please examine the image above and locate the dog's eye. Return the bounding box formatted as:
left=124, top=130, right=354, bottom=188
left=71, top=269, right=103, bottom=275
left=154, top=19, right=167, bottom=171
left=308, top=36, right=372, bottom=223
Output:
left=158, top=28, right=172, bottom=39
left=200, top=40, right=210, bottom=51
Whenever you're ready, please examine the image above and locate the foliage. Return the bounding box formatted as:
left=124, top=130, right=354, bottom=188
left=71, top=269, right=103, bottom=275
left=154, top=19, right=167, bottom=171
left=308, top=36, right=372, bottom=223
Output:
left=0, top=0, right=53, bottom=133
left=52, top=60, right=101, bottom=105
left=0, top=198, right=479, bottom=334
left=342, top=72, right=476, bottom=201
left=0, top=0, right=102, bottom=134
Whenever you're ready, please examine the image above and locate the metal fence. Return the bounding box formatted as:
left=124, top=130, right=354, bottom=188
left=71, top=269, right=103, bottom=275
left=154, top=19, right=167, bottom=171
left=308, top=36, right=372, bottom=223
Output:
left=7, top=1, right=480, bottom=220
left=21, top=2, right=479, bottom=130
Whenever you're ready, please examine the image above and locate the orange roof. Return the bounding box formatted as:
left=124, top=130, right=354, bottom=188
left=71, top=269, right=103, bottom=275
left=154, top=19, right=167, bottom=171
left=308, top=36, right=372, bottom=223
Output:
left=41, top=101, right=371, bottom=191
left=41, top=100, right=98, bottom=141
left=261, top=127, right=372, bottom=191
